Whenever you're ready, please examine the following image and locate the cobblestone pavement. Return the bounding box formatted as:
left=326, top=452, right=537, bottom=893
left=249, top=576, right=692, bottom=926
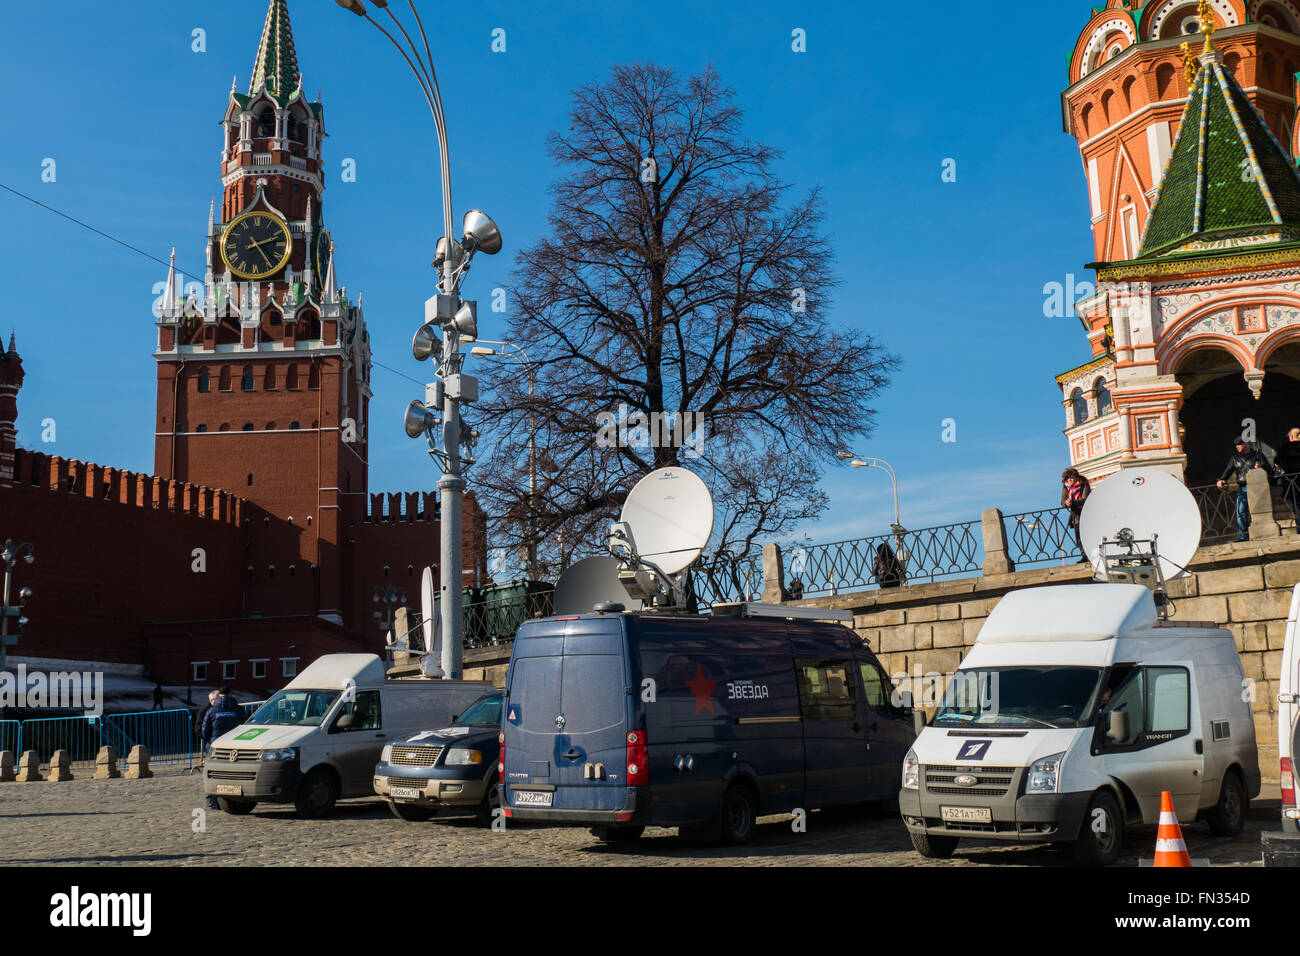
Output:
left=0, top=772, right=1276, bottom=866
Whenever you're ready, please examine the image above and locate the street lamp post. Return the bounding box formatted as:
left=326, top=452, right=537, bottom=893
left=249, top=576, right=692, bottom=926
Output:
left=471, top=342, right=537, bottom=580
left=837, top=451, right=908, bottom=567
left=337, top=1, right=502, bottom=680
left=372, top=584, right=409, bottom=639
left=1, top=538, right=35, bottom=677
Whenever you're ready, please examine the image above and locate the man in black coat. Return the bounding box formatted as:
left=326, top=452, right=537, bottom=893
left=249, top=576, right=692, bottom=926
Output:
left=1217, top=436, right=1272, bottom=541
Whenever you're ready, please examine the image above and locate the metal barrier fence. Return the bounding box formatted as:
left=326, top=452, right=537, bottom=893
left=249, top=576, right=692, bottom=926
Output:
left=17, top=709, right=195, bottom=770
left=1004, top=507, right=1082, bottom=568
left=0, top=719, right=19, bottom=756
left=1189, top=483, right=1240, bottom=541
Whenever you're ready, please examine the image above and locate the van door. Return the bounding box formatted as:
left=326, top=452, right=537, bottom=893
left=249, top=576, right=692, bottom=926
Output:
left=795, top=658, right=869, bottom=808
left=328, top=690, right=386, bottom=796
left=1096, top=664, right=1202, bottom=821
left=857, top=658, right=911, bottom=799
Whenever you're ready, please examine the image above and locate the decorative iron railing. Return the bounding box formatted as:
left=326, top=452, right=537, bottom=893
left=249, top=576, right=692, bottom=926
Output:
left=1003, top=507, right=1082, bottom=568
left=1188, top=483, right=1241, bottom=541
left=689, top=552, right=765, bottom=606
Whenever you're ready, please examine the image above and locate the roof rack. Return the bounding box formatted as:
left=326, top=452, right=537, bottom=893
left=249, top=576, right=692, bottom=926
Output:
left=710, top=602, right=853, bottom=624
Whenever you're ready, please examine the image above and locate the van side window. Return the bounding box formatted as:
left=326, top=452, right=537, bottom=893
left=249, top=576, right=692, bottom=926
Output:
left=1100, top=666, right=1144, bottom=746
left=1147, top=667, right=1190, bottom=734
left=1099, top=665, right=1191, bottom=749
left=859, top=661, right=892, bottom=712
left=796, top=660, right=856, bottom=722
left=334, top=690, right=382, bottom=732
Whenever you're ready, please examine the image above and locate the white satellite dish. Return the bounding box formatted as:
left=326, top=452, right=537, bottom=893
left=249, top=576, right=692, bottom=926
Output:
left=554, top=556, right=642, bottom=615
left=618, top=468, right=714, bottom=576
left=1078, top=467, right=1201, bottom=581
left=420, top=565, right=442, bottom=661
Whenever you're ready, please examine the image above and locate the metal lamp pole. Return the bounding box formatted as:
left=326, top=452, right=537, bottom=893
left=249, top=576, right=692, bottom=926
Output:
left=1, top=539, right=35, bottom=677
left=837, top=451, right=907, bottom=562
left=470, top=342, right=537, bottom=579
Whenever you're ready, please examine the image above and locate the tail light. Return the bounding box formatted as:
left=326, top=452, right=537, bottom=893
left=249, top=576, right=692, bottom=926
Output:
left=626, top=729, right=649, bottom=786
left=1283, top=757, right=1296, bottom=808
left=498, top=731, right=505, bottom=777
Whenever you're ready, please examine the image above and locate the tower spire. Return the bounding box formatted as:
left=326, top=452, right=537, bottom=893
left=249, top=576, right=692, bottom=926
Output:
left=162, top=247, right=179, bottom=314
left=323, top=242, right=338, bottom=301
left=249, top=0, right=300, bottom=98
left=1199, top=0, right=1217, bottom=56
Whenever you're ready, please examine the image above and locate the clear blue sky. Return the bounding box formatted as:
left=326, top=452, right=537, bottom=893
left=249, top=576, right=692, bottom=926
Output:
left=0, top=0, right=1097, bottom=550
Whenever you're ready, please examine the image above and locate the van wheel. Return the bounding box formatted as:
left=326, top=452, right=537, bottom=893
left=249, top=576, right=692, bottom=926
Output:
left=388, top=800, right=434, bottom=823
left=294, top=768, right=339, bottom=819
left=476, top=775, right=501, bottom=828
left=719, top=785, right=757, bottom=846
left=590, top=826, right=645, bottom=844
left=909, top=830, right=958, bottom=859
left=1074, top=790, right=1124, bottom=867
left=1206, top=771, right=1247, bottom=837
left=216, top=798, right=255, bottom=816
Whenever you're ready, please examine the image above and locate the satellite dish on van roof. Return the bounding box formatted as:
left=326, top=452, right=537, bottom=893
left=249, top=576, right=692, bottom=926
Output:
left=618, top=468, right=714, bottom=576
left=1079, top=467, right=1201, bottom=581
left=555, top=556, right=643, bottom=615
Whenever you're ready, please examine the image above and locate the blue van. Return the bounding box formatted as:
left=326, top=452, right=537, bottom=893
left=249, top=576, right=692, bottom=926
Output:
left=499, top=607, right=914, bottom=844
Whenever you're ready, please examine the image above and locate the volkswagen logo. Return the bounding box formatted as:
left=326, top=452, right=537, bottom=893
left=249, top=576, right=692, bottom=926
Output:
left=954, top=774, right=978, bottom=787
left=228, top=751, right=237, bottom=763
left=555, top=714, right=565, bottom=730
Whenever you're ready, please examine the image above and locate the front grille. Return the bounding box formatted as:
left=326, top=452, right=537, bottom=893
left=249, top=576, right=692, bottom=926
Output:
left=207, top=770, right=257, bottom=781
left=924, top=765, right=1018, bottom=798
left=386, top=775, right=430, bottom=790
left=389, top=745, right=443, bottom=768
left=210, top=748, right=262, bottom=762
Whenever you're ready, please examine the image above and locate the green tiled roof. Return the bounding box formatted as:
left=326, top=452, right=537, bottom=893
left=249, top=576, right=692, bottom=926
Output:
left=1139, top=52, right=1300, bottom=258
left=250, top=0, right=300, bottom=98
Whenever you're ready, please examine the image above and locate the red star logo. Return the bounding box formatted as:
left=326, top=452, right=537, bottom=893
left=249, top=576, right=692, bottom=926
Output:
left=685, top=664, right=718, bottom=716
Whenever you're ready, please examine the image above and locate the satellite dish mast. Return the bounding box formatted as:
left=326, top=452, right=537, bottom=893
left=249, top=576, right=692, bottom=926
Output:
left=608, top=468, right=714, bottom=610
left=554, top=556, right=643, bottom=615
left=1078, top=467, right=1202, bottom=616
left=419, top=566, right=444, bottom=678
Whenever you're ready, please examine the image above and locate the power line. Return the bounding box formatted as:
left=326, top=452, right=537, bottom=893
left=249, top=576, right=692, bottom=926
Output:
left=0, top=181, right=424, bottom=387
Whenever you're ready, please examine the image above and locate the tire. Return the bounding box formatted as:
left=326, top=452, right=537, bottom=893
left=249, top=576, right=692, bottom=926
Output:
left=590, top=825, right=645, bottom=844
left=216, top=797, right=255, bottom=816
left=294, top=768, right=340, bottom=819
left=719, top=785, right=758, bottom=846
left=1074, top=790, right=1124, bottom=867
left=475, top=775, right=502, bottom=828
left=909, top=829, right=958, bottom=859
left=1206, top=771, right=1248, bottom=837
left=388, top=799, right=434, bottom=823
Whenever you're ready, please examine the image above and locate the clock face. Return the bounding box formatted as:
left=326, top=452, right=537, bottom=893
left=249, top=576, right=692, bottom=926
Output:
left=314, top=228, right=332, bottom=281
left=221, top=212, right=292, bottom=279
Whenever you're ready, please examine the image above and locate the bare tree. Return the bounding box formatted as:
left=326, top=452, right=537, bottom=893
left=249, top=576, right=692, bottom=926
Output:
left=471, top=62, right=896, bottom=581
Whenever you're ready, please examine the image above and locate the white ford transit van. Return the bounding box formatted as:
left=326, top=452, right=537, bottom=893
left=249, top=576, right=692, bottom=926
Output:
left=203, top=653, right=491, bottom=817
left=899, top=584, right=1260, bottom=866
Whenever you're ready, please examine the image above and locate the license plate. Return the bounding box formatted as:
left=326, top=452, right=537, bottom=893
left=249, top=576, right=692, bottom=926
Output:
left=941, top=806, right=992, bottom=824
left=214, top=784, right=243, bottom=796
left=390, top=786, right=422, bottom=800
left=513, top=790, right=553, bottom=807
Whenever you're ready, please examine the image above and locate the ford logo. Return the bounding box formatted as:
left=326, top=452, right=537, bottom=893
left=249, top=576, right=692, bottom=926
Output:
left=954, top=774, right=978, bottom=787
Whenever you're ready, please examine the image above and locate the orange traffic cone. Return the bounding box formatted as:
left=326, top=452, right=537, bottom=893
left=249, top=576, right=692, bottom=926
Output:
left=1153, top=790, right=1192, bottom=867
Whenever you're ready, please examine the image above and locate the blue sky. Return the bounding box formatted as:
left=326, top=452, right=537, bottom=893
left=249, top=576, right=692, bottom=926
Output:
left=0, top=0, right=1098, bottom=550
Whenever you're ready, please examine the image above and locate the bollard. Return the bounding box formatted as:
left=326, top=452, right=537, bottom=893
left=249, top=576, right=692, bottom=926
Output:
left=47, top=749, right=74, bottom=782
left=93, top=746, right=120, bottom=780
left=15, top=750, right=44, bottom=783
left=124, top=744, right=153, bottom=780
left=0, top=750, right=14, bottom=782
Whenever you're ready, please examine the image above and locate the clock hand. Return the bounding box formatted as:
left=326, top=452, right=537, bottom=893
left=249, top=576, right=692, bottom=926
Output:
left=254, top=245, right=273, bottom=266
left=247, top=235, right=279, bottom=250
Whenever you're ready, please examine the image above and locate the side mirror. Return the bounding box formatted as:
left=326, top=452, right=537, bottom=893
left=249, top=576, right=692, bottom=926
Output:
left=913, top=709, right=928, bottom=736
left=1106, top=711, right=1129, bottom=743
left=334, top=712, right=355, bottom=732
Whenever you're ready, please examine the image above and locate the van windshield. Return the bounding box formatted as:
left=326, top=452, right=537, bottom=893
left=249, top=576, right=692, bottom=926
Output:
left=247, top=689, right=341, bottom=727
left=932, top=667, right=1103, bottom=729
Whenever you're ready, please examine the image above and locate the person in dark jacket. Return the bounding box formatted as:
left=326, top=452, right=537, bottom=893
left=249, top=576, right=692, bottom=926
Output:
left=1061, top=468, right=1092, bottom=562
left=202, top=687, right=243, bottom=746
left=1217, top=436, right=1272, bottom=541
left=152, top=683, right=164, bottom=711
left=873, top=542, right=904, bottom=588
left=1274, top=428, right=1300, bottom=530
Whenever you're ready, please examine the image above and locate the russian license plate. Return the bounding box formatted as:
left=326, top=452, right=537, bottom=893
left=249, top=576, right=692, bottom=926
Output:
left=941, top=806, right=992, bottom=824
left=214, top=784, right=243, bottom=796
left=390, top=786, right=422, bottom=800
left=513, top=790, right=554, bottom=807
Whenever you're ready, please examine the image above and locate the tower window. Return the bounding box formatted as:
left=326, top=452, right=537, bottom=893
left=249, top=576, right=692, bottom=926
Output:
left=308, top=366, right=321, bottom=390
left=197, top=370, right=210, bottom=393
left=247, top=474, right=253, bottom=486
left=219, top=423, right=231, bottom=432
left=1071, top=389, right=1090, bottom=426
left=264, top=365, right=277, bottom=390
left=286, top=365, right=300, bottom=390
left=243, top=423, right=254, bottom=431
left=290, top=421, right=301, bottom=430
left=266, top=422, right=277, bottom=431
left=242, top=367, right=254, bottom=391
left=1094, top=378, right=1114, bottom=416
left=257, top=108, right=275, bottom=138
left=196, top=424, right=208, bottom=433
left=219, top=367, right=232, bottom=392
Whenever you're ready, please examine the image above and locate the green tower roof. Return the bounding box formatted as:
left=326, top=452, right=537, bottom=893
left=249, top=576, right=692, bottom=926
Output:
left=250, top=0, right=300, bottom=98
left=1138, top=51, right=1300, bottom=259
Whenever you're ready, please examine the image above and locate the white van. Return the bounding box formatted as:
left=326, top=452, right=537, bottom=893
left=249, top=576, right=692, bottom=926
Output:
left=899, top=583, right=1261, bottom=866
left=1281, top=585, right=1300, bottom=834
left=203, top=653, right=492, bottom=817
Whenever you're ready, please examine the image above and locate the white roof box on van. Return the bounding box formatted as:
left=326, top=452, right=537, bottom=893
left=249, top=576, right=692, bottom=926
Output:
left=976, top=584, right=1158, bottom=644
left=286, top=653, right=386, bottom=689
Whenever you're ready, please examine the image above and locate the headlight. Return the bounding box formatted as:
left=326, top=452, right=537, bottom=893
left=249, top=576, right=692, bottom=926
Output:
left=445, top=748, right=484, bottom=766
left=902, top=749, right=919, bottom=790
left=381, top=744, right=393, bottom=762
left=1027, top=752, right=1065, bottom=794
left=259, top=748, right=297, bottom=761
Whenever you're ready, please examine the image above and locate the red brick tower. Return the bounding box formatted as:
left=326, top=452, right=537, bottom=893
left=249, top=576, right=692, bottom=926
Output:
left=153, top=0, right=372, bottom=629
left=0, top=334, right=23, bottom=489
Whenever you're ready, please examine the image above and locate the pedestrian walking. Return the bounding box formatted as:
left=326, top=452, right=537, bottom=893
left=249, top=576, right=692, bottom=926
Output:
left=1274, top=427, right=1300, bottom=531
left=1217, top=435, right=1272, bottom=541
left=1061, top=468, right=1092, bottom=561
left=152, top=682, right=164, bottom=711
